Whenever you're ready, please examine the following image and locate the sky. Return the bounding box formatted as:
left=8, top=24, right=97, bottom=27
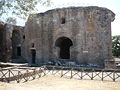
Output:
left=14, top=0, right=120, bottom=36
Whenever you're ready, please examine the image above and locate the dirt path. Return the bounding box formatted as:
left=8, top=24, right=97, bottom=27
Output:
left=0, top=75, right=120, bottom=90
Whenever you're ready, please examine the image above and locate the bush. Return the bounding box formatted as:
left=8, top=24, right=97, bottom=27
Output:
left=112, top=35, right=120, bottom=57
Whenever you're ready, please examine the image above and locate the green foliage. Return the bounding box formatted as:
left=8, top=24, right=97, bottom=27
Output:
left=0, top=0, right=51, bottom=22
left=112, top=35, right=120, bottom=57
left=5, top=17, right=16, bottom=25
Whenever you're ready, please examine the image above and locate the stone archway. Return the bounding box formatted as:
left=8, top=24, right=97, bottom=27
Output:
left=55, top=37, right=73, bottom=59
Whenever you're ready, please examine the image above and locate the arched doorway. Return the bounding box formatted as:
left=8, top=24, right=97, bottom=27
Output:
left=55, top=37, right=73, bottom=59
left=11, top=30, right=21, bottom=59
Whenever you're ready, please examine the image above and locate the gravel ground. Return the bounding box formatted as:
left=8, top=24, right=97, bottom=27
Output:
left=0, top=75, right=120, bottom=90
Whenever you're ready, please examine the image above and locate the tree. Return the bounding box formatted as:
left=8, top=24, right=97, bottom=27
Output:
left=0, top=0, right=51, bottom=24
left=5, top=17, right=16, bottom=25
left=112, top=35, right=120, bottom=57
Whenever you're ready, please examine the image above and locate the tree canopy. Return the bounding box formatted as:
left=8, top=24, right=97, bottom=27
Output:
left=0, top=0, right=51, bottom=24
left=5, top=17, right=16, bottom=25
left=112, top=35, right=120, bottom=57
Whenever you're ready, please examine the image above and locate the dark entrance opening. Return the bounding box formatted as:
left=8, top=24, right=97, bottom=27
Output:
left=55, top=37, right=73, bottom=59
left=31, top=49, right=36, bottom=64
left=17, top=47, right=21, bottom=56
left=11, top=30, right=21, bottom=59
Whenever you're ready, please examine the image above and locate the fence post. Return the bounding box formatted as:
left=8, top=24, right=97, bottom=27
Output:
left=43, top=66, right=46, bottom=76
left=26, top=69, right=29, bottom=81
left=113, top=70, right=115, bottom=82
left=52, top=66, right=54, bottom=75
left=91, top=69, right=94, bottom=80
left=8, top=69, right=10, bottom=83
left=17, top=71, right=20, bottom=83
left=33, top=69, right=36, bottom=79
left=81, top=68, right=83, bottom=79
left=38, top=68, right=41, bottom=78
left=70, top=68, right=73, bottom=79
left=61, top=69, right=63, bottom=77
left=101, top=69, right=104, bottom=81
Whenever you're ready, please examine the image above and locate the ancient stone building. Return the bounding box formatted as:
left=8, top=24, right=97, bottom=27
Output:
left=22, top=6, right=115, bottom=66
left=0, top=22, right=24, bottom=62
left=0, top=6, right=115, bottom=66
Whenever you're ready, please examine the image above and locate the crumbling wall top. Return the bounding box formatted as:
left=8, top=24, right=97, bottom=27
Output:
left=27, top=6, right=115, bottom=22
